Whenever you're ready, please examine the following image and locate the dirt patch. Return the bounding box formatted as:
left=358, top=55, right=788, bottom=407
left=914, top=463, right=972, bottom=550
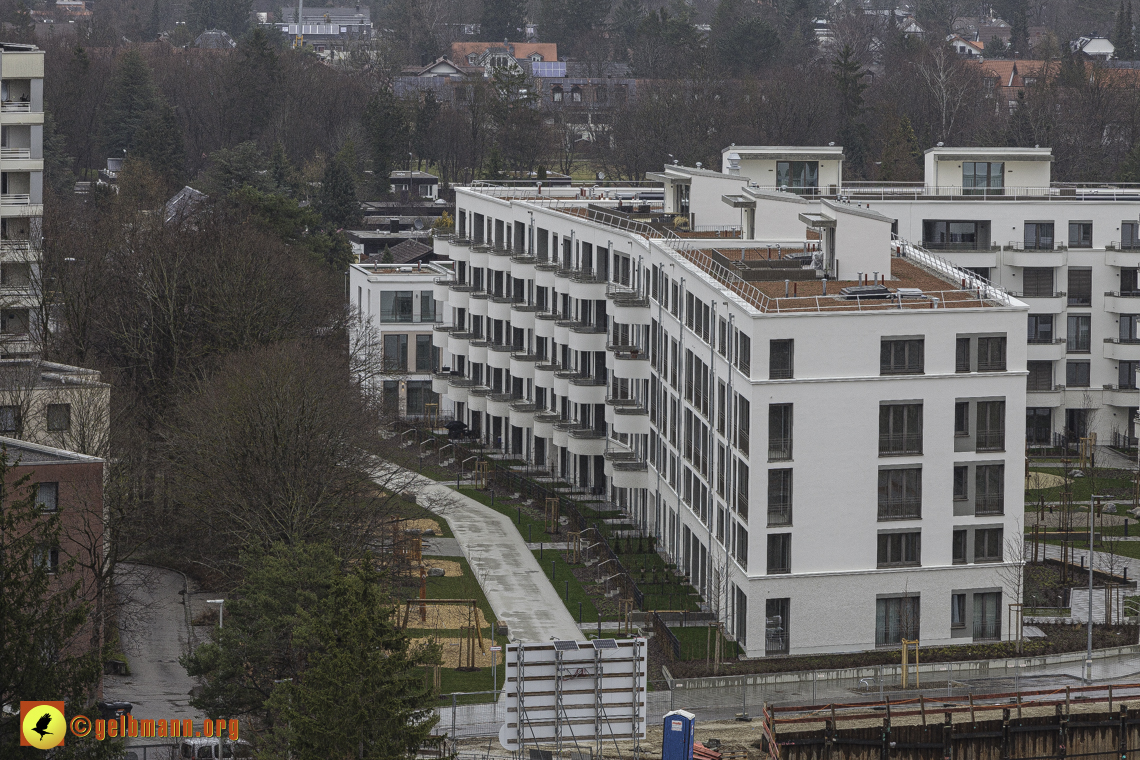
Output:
left=411, top=636, right=497, bottom=668
left=1026, top=471, right=1067, bottom=489
left=406, top=518, right=442, bottom=534
left=423, top=559, right=464, bottom=577
left=403, top=602, right=489, bottom=631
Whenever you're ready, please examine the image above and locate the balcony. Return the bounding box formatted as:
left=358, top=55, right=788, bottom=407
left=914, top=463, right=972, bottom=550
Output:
left=877, top=498, right=921, bottom=521
left=533, top=410, right=561, bottom=438
left=1105, top=291, right=1140, bottom=313
left=1004, top=246, right=1066, bottom=267
left=768, top=437, right=792, bottom=462
left=509, top=351, right=540, bottom=379
left=0, top=148, right=30, bottom=160
left=1103, top=384, right=1140, bottom=406
left=975, top=495, right=1004, bottom=516
left=0, top=102, right=32, bottom=113
left=1027, top=338, right=1066, bottom=360
left=878, top=434, right=922, bottom=457
left=487, top=294, right=519, bottom=321
left=466, top=385, right=492, bottom=413
left=1027, top=386, right=1064, bottom=407
left=487, top=391, right=519, bottom=418
left=972, top=620, right=1000, bottom=642
left=0, top=194, right=30, bottom=206
left=467, top=339, right=488, bottom=364
left=1104, top=338, right=1140, bottom=360
left=508, top=398, right=538, bottom=428
left=1008, top=291, right=1065, bottom=314
left=975, top=430, right=1005, bottom=452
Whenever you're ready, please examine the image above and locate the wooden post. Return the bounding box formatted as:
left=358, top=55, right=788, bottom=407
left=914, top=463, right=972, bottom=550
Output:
left=880, top=717, right=891, bottom=760
left=942, top=713, right=952, bottom=760
left=920, top=694, right=927, bottom=726
left=968, top=694, right=976, bottom=724
left=1058, top=703, right=1068, bottom=759
left=1001, top=708, right=1011, bottom=760
left=1120, top=704, right=1129, bottom=760
left=824, top=718, right=835, bottom=760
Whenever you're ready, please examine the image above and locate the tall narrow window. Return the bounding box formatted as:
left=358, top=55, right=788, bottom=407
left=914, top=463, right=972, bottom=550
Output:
left=767, top=468, right=793, bottom=526
left=765, top=598, right=789, bottom=654
left=766, top=533, right=791, bottom=574
left=769, top=339, right=794, bottom=379
left=876, top=596, right=920, bottom=646
left=975, top=465, right=1005, bottom=515
left=1067, top=268, right=1092, bottom=307
left=1067, top=315, right=1091, bottom=353
left=976, top=401, right=1006, bottom=452
left=952, top=530, right=967, bottom=563
left=973, top=592, right=1001, bottom=639
left=956, top=337, right=971, bottom=373
left=768, top=404, right=793, bottom=461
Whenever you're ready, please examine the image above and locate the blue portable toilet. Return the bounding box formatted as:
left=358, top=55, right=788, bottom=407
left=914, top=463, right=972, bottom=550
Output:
left=662, top=710, right=696, bottom=760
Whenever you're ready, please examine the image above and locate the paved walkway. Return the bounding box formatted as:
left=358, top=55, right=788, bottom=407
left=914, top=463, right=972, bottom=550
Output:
left=380, top=462, right=581, bottom=643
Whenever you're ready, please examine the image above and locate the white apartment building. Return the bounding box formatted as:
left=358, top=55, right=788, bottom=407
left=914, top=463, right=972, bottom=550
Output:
left=0, top=43, right=43, bottom=357
left=429, top=185, right=1026, bottom=656
left=348, top=261, right=449, bottom=418
left=655, top=144, right=1140, bottom=450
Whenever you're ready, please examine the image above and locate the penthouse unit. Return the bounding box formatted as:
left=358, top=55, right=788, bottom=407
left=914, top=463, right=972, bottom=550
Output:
left=431, top=184, right=1026, bottom=657
left=678, top=144, right=1140, bottom=450
left=348, top=261, right=447, bottom=419
left=0, top=43, right=44, bottom=357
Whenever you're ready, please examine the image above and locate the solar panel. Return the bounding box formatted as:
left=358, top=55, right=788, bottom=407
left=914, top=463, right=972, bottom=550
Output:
left=592, top=639, right=618, bottom=649
left=532, top=61, right=566, bottom=78
left=553, top=640, right=580, bottom=651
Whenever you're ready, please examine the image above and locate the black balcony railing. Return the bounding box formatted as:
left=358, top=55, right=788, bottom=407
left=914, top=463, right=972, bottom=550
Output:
left=877, top=498, right=921, bottom=520
left=767, top=504, right=792, bottom=527
left=973, top=619, right=1000, bottom=641
left=975, top=495, right=1005, bottom=515
left=879, top=433, right=922, bottom=456
left=768, top=437, right=792, bottom=461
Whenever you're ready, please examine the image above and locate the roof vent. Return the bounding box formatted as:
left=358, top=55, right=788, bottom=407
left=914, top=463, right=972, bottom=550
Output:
left=839, top=284, right=891, bottom=300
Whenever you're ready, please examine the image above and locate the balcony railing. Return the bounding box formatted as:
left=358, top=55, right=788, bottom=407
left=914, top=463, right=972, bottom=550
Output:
left=976, top=430, right=1005, bottom=452
left=879, top=433, right=922, bottom=456
left=0, top=148, right=30, bottom=160
left=767, top=504, right=792, bottom=527
left=1010, top=291, right=1065, bottom=299
left=768, top=437, right=792, bottom=462
left=877, top=498, right=921, bottom=520
left=765, top=631, right=788, bottom=655
left=0, top=194, right=30, bottom=205
left=0, top=101, right=32, bottom=113
left=973, top=619, right=1000, bottom=641
left=977, top=360, right=1007, bottom=372
left=1007, top=240, right=1056, bottom=251
left=975, top=495, right=1005, bottom=515
left=1027, top=337, right=1062, bottom=345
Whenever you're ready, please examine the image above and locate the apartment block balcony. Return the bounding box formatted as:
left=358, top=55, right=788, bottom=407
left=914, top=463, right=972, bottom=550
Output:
left=603, top=447, right=649, bottom=489
left=877, top=498, right=921, bottom=521
left=533, top=410, right=562, bottom=438
left=1026, top=386, right=1065, bottom=407
left=1104, top=291, right=1140, bottom=314
left=467, top=339, right=489, bottom=365
left=611, top=404, right=649, bottom=436
left=486, top=342, right=514, bottom=370
left=0, top=193, right=30, bottom=205
left=0, top=148, right=30, bottom=160
left=569, top=267, right=608, bottom=299
left=447, top=331, right=471, bottom=355
left=878, top=433, right=922, bottom=457
left=509, top=351, right=541, bottom=379
left=1009, top=291, right=1065, bottom=314
left=466, top=385, right=492, bottom=412
left=534, top=360, right=561, bottom=383
left=1027, top=338, right=1066, bottom=360
left=1105, top=337, right=1140, bottom=360
left=1103, top=384, right=1140, bottom=407
left=611, top=347, right=651, bottom=381
left=1004, top=246, right=1066, bottom=267
left=444, top=374, right=477, bottom=403
left=568, top=325, right=608, bottom=352
left=487, top=391, right=519, bottom=418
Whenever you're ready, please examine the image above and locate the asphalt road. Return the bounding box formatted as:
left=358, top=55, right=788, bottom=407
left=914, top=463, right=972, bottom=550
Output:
left=103, top=564, right=204, bottom=735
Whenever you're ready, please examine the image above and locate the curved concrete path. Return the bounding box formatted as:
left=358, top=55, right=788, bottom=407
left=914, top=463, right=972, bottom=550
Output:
left=382, top=463, right=581, bottom=643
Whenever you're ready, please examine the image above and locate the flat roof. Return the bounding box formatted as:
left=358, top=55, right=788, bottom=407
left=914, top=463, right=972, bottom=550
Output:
left=926, top=146, right=1052, bottom=160
left=725, top=146, right=845, bottom=159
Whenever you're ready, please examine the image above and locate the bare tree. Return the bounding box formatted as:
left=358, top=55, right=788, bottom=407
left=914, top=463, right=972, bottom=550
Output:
left=913, top=45, right=980, bottom=145
left=998, top=519, right=1028, bottom=652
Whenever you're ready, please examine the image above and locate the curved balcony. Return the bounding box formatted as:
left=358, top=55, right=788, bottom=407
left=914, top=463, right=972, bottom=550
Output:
left=552, top=369, right=574, bottom=397
left=448, top=331, right=471, bottom=355
left=468, top=290, right=489, bottom=317
left=566, top=374, right=607, bottom=405
left=1104, top=338, right=1140, bottom=360
left=612, top=298, right=651, bottom=325
left=466, top=385, right=491, bottom=412
left=1007, top=291, right=1065, bottom=314
left=567, top=425, right=607, bottom=456
left=1105, top=291, right=1140, bottom=313
left=568, top=324, right=608, bottom=353
left=468, top=339, right=489, bottom=365
left=511, top=254, right=537, bottom=281
left=447, top=286, right=471, bottom=311
left=446, top=375, right=477, bottom=404
left=487, top=342, right=514, bottom=370
left=535, top=262, right=558, bottom=289
left=554, top=320, right=571, bottom=345
left=469, top=244, right=491, bottom=270
left=432, top=323, right=455, bottom=350
left=610, top=347, right=652, bottom=381
left=432, top=280, right=453, bottom=303
left=569, top=269, right=608, bottom=300
left=1026, top=338, right=1066, bottom=361
left=488, top=295, right=517, bottom=322
left=1106, top=249, right=1140, bottom=268
left=510, top=301, right=540, bottom=331
left=534, top=310, right=557, bottom=339
left=535, top=361, right=560, bottom=385
left=510, top=352, right=540, bottom=380
left=611, top=404, right=649, bottom=436
left=604, top=450, right=649, bottom=489
left=552, top=418, right=573, bottom=448
left=432, top=371, right=453, bottom=396
left=487, top=392, right=518, bottom=419
left=446, top=237, right=472, bottom=263
left=554, top=265, right=575, bottom=280
left=533, top=410, right=561, bottom=438
left=509, top=398, right=539, bottom=428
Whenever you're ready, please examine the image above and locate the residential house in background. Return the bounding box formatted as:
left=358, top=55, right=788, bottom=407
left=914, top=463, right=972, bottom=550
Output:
left=1071, top=36, right=1116, bottom=60
left=947, top=34, right=984, bottom=57
left=0, top=43, right=44, bottom=358
left=390, top=170, right=439, bottom=200
left=0, top=359, right=110, bottom=457
left=348, top=261, right=448, bottom=418
left=449, top=41, right=557, bottom=77
left=275, top=5, right=371, bottom=48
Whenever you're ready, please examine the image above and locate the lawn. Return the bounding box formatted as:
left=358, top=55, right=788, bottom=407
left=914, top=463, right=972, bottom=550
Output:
left=1026, top=467, right=1136, bottom=503
left=668, top=624, right=742, bottom=661
left=533, top=549, right=605, bottom=623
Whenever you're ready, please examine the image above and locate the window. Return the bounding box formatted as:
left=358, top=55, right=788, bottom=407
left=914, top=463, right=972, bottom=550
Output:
left=380, top=291, right=414, bottom=322
left=415, top=334, right=432, bottom=372
left=1125, top=270, right=1140, bottom=296
left=975, top=465, right=1005, bottom=515
left=1068, top=222, right=1092, bottom=248
left=877, top=532, right=921, bottom=566
left=976, top=401, right=1005, bottom=452
left=766, top=533, right=791, bottom=574
left=776, top=161, right=819, bottom=191
left=977, top=337, right=1006, bottom=371
left=1124, top=315, right=1140, bottom=342
left=1066, top=360, right=1091, bottom=387
left=955, top=337, right=971, bottom=373
left=952, top=593, right=966, bottom=626
left=406, top=380, right=437, bottom=415
left=1027, top=361, right=1053, bottom=391
left=767, top=468, right=792, bottom=526
left=879, top=403, right=923, bottom=456
left=551, top=85, right=563, bottom=102
left=1067, top=268, right=1092, bottom=306
left=953, top=466, right=968, bottom=500
left=736, top=397, right=749, bottom=453
left=954, top=402, right=969, bottom=436
left=876, top=596, right=920, bottom=646
left=1027, top=314, right=1053, bottom=343
left=962, top=161, right=1004, bottom=194
left=952, top=530, right=967, bottom=563
left=922, top=220, right=988, bottom=250
left=734, top=522, right=748, bottom=568
left=35, top=482, right=58, bottom=512
left=1067, top=315, right=1091, bottom=353
left=420, top=291, right=436, bottom=322
left=974, top=528, right=1003, bottom=562
left=35, top=545, right=59, bottom=573
left=765, top=598, right=789, bottom=654
left=880, top=339, right=924, bottom=375
left=1022, top=267, right=1055, bottom=298
left=1124, top=222, right=1140, bottom=250
left=1027, top=408, right=1052, bottom=444
left=878, top=468, right=921, bottom=520
left=0, top=405, right=18, bottom=432
left=736, top=460, right=749, bottom=518
left=737, top=333, right=751, bottom=375
left=768, top=404, right=792, bottom=461
left=383, top=334, right=409, bottom=371
left=974, top=592, right=1001, bottom=639
left=1121, top=361, right=1140, bottom=389
left=1023, top=222, right=1055, bottom=250
left=46, top=404, right=70, bottom=432
left=570, top=86, right=582, bottom=102
left=769, top=339, right=793, bottom=379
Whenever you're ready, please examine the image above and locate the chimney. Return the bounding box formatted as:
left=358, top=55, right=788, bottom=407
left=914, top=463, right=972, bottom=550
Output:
left=873, top=271, right=879, bottom=284
left=822, top=278, right=828, bottom=295
left=389, top=217, right=399, bottom=234
left=784, top=280, right=790, bottom=297
left=857, top=272, right=863, bottom=285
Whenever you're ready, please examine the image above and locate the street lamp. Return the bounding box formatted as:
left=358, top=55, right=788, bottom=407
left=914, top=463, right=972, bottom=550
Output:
left=206, top=599, right=225, bottom=628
